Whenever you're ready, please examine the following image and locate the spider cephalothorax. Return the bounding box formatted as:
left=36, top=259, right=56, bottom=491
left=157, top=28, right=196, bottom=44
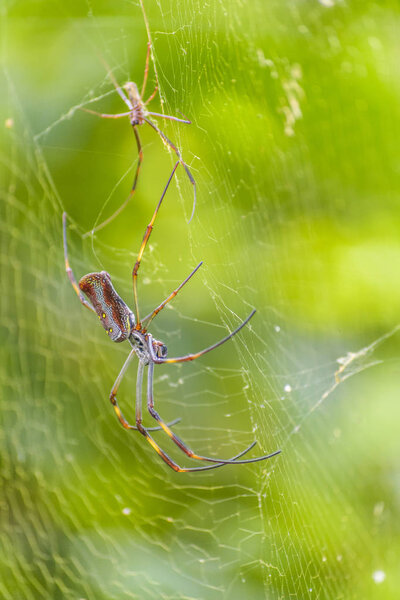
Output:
left=63, top=164, right=281, bottom=472
left=129, top=330, right=167, bottom=365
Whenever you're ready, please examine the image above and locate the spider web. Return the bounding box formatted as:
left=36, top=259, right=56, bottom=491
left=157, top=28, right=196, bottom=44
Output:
left=1, top=1, right=399, bottom=598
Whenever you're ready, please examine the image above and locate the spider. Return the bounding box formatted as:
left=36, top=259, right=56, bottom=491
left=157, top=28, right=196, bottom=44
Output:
left=81, top=42, right=196, bottom=233
left=63, top=164, right=281, bottom=472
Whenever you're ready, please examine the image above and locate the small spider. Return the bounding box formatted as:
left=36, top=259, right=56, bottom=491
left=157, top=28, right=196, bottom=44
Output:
left=63, top=164, right=281, bottom=472
left=81, top=43, right=196, bottom=233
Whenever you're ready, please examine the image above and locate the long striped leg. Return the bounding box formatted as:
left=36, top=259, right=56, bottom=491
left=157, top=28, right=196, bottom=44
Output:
left=147, top=112, right=191, bottom=124
left=89, top=127, right=144, bottom=234
left=80, top=107, right=131, bottom=119
left=144, top=86, right=158, bottom=105
left=141, top=261, right=203, bottom=331
left=144, top=118, right=196, bottom=223
left=132, top=162, right=179, bottom=324
left=146, top=362, right=281, bottom=465
left=148, top=311, right=257, bottom=365
left=98, top=54, right=132, bottom=109
left=135, top=362, right=259, bottom=472
left=62, top=213, right=95, bottom=314
left=141, top=41, right=151, bottom=98
left=109, top=349, right=180, bottom=432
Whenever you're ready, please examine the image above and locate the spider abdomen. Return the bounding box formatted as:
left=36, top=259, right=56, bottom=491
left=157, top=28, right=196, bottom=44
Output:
left=79, top=271, right=135, bottom=342
left=125, top=82, right=147, bottom=126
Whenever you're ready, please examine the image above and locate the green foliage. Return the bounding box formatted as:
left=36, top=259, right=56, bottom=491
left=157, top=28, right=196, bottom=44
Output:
left=1, top=1, right=399, bottom=598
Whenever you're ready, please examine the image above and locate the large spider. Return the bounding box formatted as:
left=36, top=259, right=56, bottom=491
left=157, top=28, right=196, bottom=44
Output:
left=81, top=42, right=196, bottom=233
left=63, top=164, right=281, bottom=472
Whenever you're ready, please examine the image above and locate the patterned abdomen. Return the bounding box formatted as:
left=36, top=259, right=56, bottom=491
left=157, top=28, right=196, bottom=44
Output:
left=79, top=271, right=135, bottom=342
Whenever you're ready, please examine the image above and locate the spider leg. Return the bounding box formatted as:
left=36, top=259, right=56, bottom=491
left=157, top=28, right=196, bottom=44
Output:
left=147, top=418, right=182, bottom=432
left=135, top=361, right=264, bottom=472
left=148, top=310, right=256, bottom=365
left=146, top=362, right=281, bottom=465
left=144, top=86, right=158, bottom=105
left=109, top=348, right=181, bottom=432
left=144, top=118, right=196, bottom=223
left=141, top=41, right=151, bottom=98
left=80, top=107, right=131, bottom=119
left=62, top=213, right=95, bottom=314
left=147, top=112, right=191, bottom=124
left=141, top=261, right=203, bottom=331
left=96, top=53, right=132, bottom=110
left=132, top=162, right=179, bottom=325
left=88, top=127, right=144, bottom=235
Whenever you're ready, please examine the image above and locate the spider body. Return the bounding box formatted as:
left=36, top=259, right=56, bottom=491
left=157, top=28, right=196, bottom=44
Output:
left=63, top=164, right=281, bottom=472
left=124, top=82, right=147, bottom=126
left=79, top=270, right=170, bottom=361
left=79, top=271, right=135, bottom=342
left=81, top=44, right=196, bottom=233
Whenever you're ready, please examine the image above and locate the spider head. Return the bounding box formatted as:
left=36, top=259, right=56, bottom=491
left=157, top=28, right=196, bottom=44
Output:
left=153, top=339, right=168, bottom=359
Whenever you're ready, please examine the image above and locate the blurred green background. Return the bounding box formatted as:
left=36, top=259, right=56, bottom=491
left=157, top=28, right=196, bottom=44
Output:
left=1, top=0, right=399, bottom=598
